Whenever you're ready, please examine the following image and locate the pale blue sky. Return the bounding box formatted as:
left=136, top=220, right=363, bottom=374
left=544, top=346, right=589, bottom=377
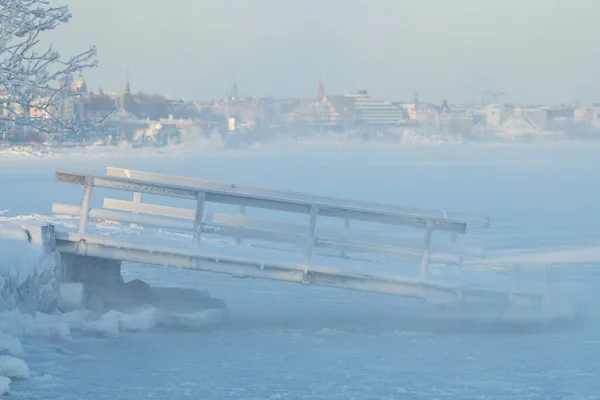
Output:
left=48, top=0, right=600, bottom=104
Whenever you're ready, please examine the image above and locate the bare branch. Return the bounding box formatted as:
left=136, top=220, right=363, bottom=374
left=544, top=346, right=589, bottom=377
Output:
left=0, top=0, right=99, bottom=140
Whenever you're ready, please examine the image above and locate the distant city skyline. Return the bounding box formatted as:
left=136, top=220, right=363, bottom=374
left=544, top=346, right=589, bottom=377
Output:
left=46, top=0, right=600, bottom=104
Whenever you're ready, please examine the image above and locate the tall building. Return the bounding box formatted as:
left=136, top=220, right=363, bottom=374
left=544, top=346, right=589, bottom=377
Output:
left=317, top=80, right=325, bottom=101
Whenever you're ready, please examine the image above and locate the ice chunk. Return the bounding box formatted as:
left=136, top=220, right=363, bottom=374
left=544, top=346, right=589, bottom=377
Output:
left=156, top=308, right=227, bottom=329
left=101, top=308, right=157, bottom=333
left=83, top=316, right=120, bottom=336
left=0, top=356, right=29, bottom=379
left=0, top=332, right=23, bottom=356
left=0, top=310, right=72, bottom=340
left=58, top=283, right=86, bottom=312
left=0, top=376, right=9, bottom=395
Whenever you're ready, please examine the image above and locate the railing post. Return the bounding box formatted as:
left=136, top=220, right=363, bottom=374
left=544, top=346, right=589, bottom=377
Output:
left=79, top=176, right=93, bottom=235
left=236, top=205, right=246, bottom=245
left=41, top=224, right=56, bottom=253
left=419, top=219, right=434, bottom=280
left=193, top=191, right=206, bottom=244
left=132, top=192, right=142, bottom=208
left=130, top=191, right=142, bottom=228
left=306, top=206, right=319, bottom=264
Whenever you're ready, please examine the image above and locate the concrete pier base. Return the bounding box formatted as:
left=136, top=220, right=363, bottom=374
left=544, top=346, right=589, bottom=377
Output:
left=58, top=254, right=226, bottom=312
left=61, top=254, right=124, bottom=290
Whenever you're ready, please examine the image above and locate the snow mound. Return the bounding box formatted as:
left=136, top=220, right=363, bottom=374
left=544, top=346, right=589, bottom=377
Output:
left=0, top=310, right=71, bottom=339
left=155, top=308, right=227, bottom=330
left=1, top=305, right=227, bottom=342
left=0, top=332, right=23, bottom=355
left=0, top=237, right=61, bottom=314
left=0, top=376, right=9, bottom=395
left=89, top=308, right=157, bottom=334
left=81, top=307, right=226, bottom=335
left=0, top=356, right=29, bottom=379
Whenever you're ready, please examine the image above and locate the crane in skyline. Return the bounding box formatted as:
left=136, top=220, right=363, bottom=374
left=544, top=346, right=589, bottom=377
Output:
left=482, top=90, right=506, bottom=105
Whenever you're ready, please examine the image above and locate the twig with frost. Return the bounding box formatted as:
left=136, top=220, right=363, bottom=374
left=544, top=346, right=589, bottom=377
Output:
left=0, top=0, right=110, bottom=139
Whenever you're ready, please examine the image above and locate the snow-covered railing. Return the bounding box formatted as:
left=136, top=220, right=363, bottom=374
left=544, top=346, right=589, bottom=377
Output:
left=39, top=168, right=575, bottom=318
left=0, top=224, right=56, bottom=250
left=47, top=229, right=552, bottom=313
left=104, top=167, right=490, bottom=231
left=0, top=225, right=32, bottom=243
left=51, top=168, right=490, bottom=280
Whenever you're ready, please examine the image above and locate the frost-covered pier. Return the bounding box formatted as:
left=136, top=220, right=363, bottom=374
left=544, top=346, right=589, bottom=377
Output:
left=0, top=167, right=574, bottom=320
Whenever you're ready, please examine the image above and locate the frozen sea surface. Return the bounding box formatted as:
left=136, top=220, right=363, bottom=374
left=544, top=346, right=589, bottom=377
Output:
left=2, top=143, right=600, bottom=399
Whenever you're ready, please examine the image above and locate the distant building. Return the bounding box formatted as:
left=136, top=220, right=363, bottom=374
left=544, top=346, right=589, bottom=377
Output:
left=317, top=80, right=325, bottom=102
left=345, top=90, right=405, bottom=126
left=574, top=106, right=600, bottom=128
left=500, top=108, right=541, bottom=132
left=484, top=104, right=513, bottom=128
left=500, top=106, right=574, bottom=131
left=73, top=74, right=88, bottom=95
left=212, top=98, right=262, bottom=129
left=438, top=105, right=474, bottom=134
left=400, top=102, right=439, bottom=125
left=228, top=117, right=237, bottom=132
left=288, top=95, right=356, bottom=129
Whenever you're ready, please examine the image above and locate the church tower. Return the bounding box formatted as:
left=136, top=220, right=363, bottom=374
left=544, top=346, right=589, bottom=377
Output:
left=317, top=80, right=325, bottom=101
left=73, top=74, right=88, bottom=95
left=119, top=72, right=131, bottom=114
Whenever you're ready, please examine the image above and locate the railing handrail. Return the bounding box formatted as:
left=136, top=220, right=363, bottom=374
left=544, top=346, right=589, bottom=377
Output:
left=106, top=167, right=490, bottom=230
left=54, top=168, right=494, bottom=278
left=55, top=170, right=470, bottom=233
left=52, top=203, right=473, bottom=265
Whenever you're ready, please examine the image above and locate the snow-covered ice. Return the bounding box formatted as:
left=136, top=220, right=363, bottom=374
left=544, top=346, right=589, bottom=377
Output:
left=0, top=376, right=10, bottom=395
left=1, top=143, right=600, bottom=398
left=0, top=333, right=23, bottom=355
left=0, top=356, right=29, bottom=379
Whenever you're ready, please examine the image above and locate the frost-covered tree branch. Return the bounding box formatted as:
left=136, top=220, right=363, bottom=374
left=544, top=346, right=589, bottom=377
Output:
left=0, top=0, right=103, bottom=138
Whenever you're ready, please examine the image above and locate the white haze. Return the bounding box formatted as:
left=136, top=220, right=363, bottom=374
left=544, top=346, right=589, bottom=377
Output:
left=47, top=0, right=600, bottom=104
left=1, top=144, right=600, bottom=397
left=3, top=0, right=600, bottom=397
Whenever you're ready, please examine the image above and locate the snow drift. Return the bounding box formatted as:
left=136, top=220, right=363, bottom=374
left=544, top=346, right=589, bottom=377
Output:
left=0, top=233, right=226, bottom=395
left=0, top=238, right=61, bottom=314
left=0, top=236, right=60, bottom=394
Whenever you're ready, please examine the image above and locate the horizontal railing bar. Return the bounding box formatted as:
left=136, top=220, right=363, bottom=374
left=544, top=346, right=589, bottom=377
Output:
left=55, top=203, right=464, bottom=265
left=104, top=198, right=310, bottom=235
left=56, top=172, right=199, bottom=199
left=208, top=224, right=307, bottom=247
left=205, top=192, right=311, bottom=214
left=55, top=204, right=309, bottom=248
left=56, top=170, right=468, bottom=233
left=51, top=232, right=543, bottom=308
left=314, top=238, right=461, bottom=264
left=104, top=198, right=196, bottom=220
left=107, top=167, right=490, bottom=229
left=0, top=225, right=32, bottom=243
left=103, top=197, right=486, bottom=259
left=53, top=203, right=195, bottom=232
left=211, top=213, right=308, bottom=236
